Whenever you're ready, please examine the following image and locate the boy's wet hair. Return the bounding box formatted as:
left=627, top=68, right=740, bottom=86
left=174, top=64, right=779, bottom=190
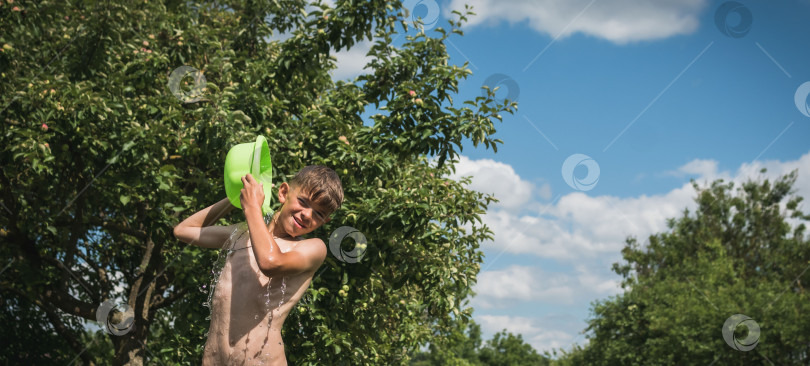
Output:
left=289, top=165, right=344, bottom=215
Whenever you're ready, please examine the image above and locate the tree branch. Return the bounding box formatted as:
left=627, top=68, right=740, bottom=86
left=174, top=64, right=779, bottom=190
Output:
left=152, top=286, right=188, bottom=311
left=1, top=285, right=95, bottom=364
left=40, top=286, right=97, bottom=320
left=42, top=255, right=98, bottom=301
left=40, top=302, right=96, bottom=366
left=54, top=218, right=148, bottom=240
left=129, top=235, right=164, bottom=319
left=60, top=192, right=85, bottom=294
left=8, top=226, right=42, bottom=269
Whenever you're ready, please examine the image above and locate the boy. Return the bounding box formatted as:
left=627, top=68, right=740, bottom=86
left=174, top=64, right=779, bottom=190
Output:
left=173, top=165, right=344, bottom=365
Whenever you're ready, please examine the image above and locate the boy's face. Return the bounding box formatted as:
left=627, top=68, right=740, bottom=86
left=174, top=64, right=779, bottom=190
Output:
left=276, top=182, right=331, bottom=237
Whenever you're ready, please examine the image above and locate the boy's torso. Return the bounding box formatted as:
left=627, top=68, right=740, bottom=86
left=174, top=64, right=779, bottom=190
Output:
left=202, top=225, right=314, bottom=365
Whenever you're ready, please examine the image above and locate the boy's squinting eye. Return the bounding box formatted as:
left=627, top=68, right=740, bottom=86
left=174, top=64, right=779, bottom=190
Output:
left=298, top=198, right=324, bottom=220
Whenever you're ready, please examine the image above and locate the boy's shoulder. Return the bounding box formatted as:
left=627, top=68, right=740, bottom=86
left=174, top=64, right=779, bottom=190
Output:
left=294, top=236, right=327, bottom=252
left=284, top=237, right=328, bottom=274
left=289, top=236, right=327, bottom=258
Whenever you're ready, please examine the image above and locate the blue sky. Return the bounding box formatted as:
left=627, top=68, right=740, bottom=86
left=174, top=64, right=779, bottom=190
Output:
left=334, top=0, right=810, bottom=353
left=447, top=0, right=809, bottom=195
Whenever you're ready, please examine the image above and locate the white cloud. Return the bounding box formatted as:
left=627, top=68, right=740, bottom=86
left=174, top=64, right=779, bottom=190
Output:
left=460, top=151, right=810, bottom=354
left=666, top=153, right=810, bottom=207
left=445, top=0, right=707, bottom=44
left=477, top=314, right=582, bottom=353
left=449, top=155, right=542, bottom=212
left=479, top=314, right=542, bottom=335
left=331, top=41, right=373, bottom=80
left=263, top=1, right=374, bottom=81
left=473, top=264, right=621, bottom=308
left=735, top=154, right=810, bottom=201
left=537, top=181, right=552, bottom=200
left=527, top=329, right=579, bottom=354
left=479, top=186, right=694, bottom=260
left=574, top=264, right=621, bottom=294
left=474, top=265, right=576, bottom=306
left=465, top=151, right=810, bottom=262
left=265, top=31, right=294, bottom=43
left=665, top=158, right=724, bottom=180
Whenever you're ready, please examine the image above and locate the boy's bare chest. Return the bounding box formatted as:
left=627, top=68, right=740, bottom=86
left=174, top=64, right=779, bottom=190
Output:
left=215, top=236, right=304, bottom=309
left=222, top=236, right=298, bottom=290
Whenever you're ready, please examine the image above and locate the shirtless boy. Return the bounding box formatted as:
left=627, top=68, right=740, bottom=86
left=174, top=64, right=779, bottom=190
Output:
left=173, top=165, right=344, bottom=365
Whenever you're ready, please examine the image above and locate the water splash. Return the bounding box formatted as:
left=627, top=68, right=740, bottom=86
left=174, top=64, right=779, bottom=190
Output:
left=263, top=277, right=273, bottom=321
left=257, top=276, right=278, bottom=364
left=204, top=224, right=248, bottom=313
left=277, top=277, right=287, bottom=311
left=204, top=212, right=271, bottom=313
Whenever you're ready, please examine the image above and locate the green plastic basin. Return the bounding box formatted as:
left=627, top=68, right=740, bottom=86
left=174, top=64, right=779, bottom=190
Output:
left=224, top=135, right=273, bottom=215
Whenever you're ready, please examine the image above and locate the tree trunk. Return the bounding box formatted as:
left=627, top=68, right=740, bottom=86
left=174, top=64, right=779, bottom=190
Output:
left=112, top=320, right=148, bottom=366
left=112, top=235, right=164, bottom=366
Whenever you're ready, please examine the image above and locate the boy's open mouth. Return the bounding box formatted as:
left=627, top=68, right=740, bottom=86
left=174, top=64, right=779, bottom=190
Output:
left=293, top=216, right=305, bottom=229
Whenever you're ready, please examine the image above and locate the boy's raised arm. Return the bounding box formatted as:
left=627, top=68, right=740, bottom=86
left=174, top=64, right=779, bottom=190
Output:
left=245, top=204, right=327, bottom=277
left=240, top=175, right=327, bottom=277
left=173, top=198, right=238, bottom=249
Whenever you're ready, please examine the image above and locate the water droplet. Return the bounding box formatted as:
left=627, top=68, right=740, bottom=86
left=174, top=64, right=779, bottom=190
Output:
left=263, top=209, right=281, bottom=227
left=277, top=277, right=287, bottom=311
left=204, top=226, right=247, bottom=314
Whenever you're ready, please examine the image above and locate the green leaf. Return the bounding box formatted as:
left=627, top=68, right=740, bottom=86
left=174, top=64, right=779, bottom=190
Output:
left=0, top=2, right=521, bottom=364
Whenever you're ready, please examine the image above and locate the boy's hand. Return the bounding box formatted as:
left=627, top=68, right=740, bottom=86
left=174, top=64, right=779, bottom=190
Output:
left=239, top=174, right=264, bottom=211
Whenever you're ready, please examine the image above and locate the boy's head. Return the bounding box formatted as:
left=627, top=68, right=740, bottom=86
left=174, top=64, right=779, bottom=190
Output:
left=275, top=165, right=344, bottom=237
